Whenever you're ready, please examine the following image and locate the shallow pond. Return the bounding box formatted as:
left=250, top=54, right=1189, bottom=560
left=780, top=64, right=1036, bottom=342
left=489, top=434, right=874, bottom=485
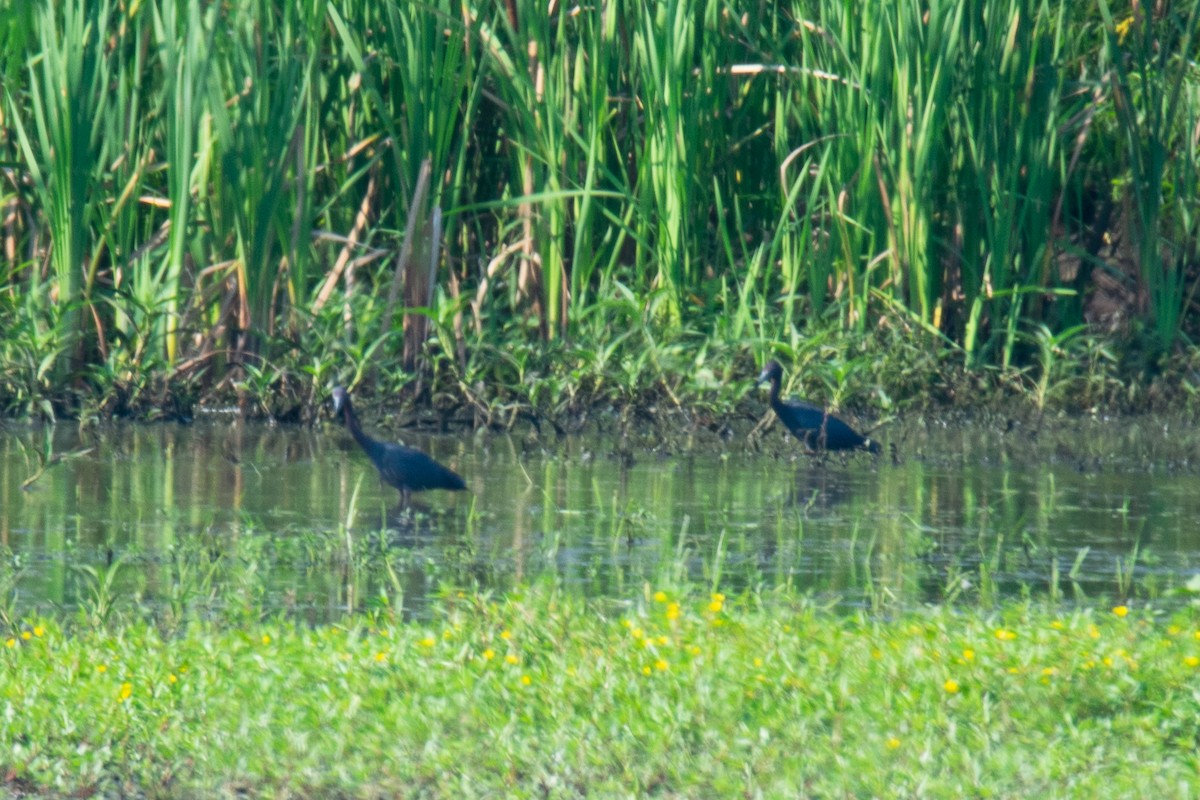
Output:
left=2, top=411, right=1199, bottom=621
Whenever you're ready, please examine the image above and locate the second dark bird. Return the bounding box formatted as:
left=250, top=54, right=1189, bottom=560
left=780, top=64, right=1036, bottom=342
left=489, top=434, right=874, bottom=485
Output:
left=757, top=360, right=881, bottom=455
left=331, top=387, right=467, bottom=505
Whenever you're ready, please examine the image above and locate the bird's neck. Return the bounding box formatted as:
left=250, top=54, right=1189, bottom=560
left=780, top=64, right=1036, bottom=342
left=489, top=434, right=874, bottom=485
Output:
left=768, top=377, right=783, bottom=410
left=342, top=400, right=383, bottom=456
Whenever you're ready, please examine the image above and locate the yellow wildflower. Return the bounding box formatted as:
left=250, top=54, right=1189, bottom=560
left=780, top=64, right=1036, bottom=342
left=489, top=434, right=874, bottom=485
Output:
left=32, top=626, right=43, bottom=638
left=500, top=630, right=512, bottom=641
left=4, top=639, right=14, bottom=649
left=1185, top=656, right=1200, bottom=668
left=505, top=654, right=519, bottom=665
left=520, top=674, right=531, bottom=686
left=943, top=679, right=960, bottom=694
left=994, top=629, right=1016, bottom=641
left=666, top=603, right=681, bottom=621
left=20, top=632, right=30, bottom=641
left=1115, top=16, right=1134, bottom=44
left=962, top=648, right=975, bottom=662
left=1112, top=605, right=1129, bottom=618
left=654, top=659, right=669, bottom=671
left=261, top=634, right=271, bottom=645
left=483, top=649, right=496, bottom=661
left=418, top=636, right=436, bottom=648
left=119, top=682, right=133, bottom=702
left=886, top=737, right=901, bottom=750
left=653, top=591, right=667, bottom=603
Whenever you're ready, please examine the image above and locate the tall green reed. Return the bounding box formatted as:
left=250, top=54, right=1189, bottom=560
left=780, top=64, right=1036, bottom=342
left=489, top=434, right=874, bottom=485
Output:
left=0, top=0, right=1197, bottom=410
left=148, top=0, right=214, bottom=366
left=953, top=0, right=1075, bottom=368
left=6, top=0, right=113, bottom=380
left=1096, top=0, right=1200, bottom=356
left=776, top=0, right=1092, bottom=367
left=362, top=0, right=481, bottom=368
left=206, top=0, right=320, bottom=356
left=561, top=0, right=631, bottom=318
left=474, top=0, right=576, bottom=338
left=630, top=0, right=700, bottom=326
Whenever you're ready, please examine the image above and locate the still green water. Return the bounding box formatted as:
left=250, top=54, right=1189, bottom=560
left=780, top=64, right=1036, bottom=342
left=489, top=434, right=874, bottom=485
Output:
left=1, top=413, right=1198, bottom=621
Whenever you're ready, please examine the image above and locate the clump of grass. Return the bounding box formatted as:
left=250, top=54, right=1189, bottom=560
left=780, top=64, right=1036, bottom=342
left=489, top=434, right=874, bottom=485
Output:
left=1, top=585, right=1198, bottom=796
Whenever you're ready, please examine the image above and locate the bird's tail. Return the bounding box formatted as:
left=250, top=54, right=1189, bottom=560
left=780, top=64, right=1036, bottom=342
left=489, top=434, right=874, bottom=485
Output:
left=865, top=439, right=882, bottom=455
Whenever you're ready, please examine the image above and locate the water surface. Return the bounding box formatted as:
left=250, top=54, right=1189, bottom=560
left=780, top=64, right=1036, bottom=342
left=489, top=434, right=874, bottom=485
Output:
left=2, top=413, right=1198, bottom=621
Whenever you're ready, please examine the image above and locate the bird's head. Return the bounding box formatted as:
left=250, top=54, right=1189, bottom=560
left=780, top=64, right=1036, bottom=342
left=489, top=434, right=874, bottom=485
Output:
left=331, top=386, right=349, bottom=415
left=757, top=360, right=783, bottom=385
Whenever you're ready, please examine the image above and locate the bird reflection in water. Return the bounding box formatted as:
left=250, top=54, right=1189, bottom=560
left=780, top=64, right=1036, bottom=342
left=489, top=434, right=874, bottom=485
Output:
left=787, top=467, right=853, bottom=515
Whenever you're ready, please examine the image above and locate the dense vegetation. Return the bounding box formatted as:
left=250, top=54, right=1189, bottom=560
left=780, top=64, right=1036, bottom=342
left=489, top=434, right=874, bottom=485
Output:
left=1, top=0, right=1198, bottom=422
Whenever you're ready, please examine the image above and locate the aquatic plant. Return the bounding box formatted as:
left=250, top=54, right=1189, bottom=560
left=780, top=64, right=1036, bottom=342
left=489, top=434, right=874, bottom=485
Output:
left=1, top=0, right=1199, bottom=418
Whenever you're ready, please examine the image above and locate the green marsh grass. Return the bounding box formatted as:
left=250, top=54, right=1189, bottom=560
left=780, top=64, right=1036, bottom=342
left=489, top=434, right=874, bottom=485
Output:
left=1096, top=0, right=1200, bottom=354
left=3, top=586, right=1200, bottom=795
left=7, top=1, right=110, bottom=382
left=2, top=0, right=1199, bottom=417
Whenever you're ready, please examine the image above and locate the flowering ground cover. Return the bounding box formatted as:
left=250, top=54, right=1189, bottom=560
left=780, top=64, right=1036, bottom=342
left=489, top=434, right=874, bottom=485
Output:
left=2, top=587, right=1198, bottom=796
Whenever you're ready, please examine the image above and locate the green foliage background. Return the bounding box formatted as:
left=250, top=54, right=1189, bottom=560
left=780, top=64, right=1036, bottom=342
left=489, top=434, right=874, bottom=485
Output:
left=1, top=0, right=1198, bottom=417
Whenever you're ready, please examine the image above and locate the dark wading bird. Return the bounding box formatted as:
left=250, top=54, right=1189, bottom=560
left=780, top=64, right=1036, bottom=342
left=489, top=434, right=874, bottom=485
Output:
left=331, top=387, right=467, bottom=505
left=757, top=360, right=881, bottom=455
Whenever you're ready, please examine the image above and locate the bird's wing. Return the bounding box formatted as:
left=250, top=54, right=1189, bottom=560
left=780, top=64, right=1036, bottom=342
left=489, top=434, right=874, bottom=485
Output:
left=778, top=399, right=829, bottom=430
left=380, top=444, right=463, bottom=491
left=374, top=442, right=418, bottom=486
